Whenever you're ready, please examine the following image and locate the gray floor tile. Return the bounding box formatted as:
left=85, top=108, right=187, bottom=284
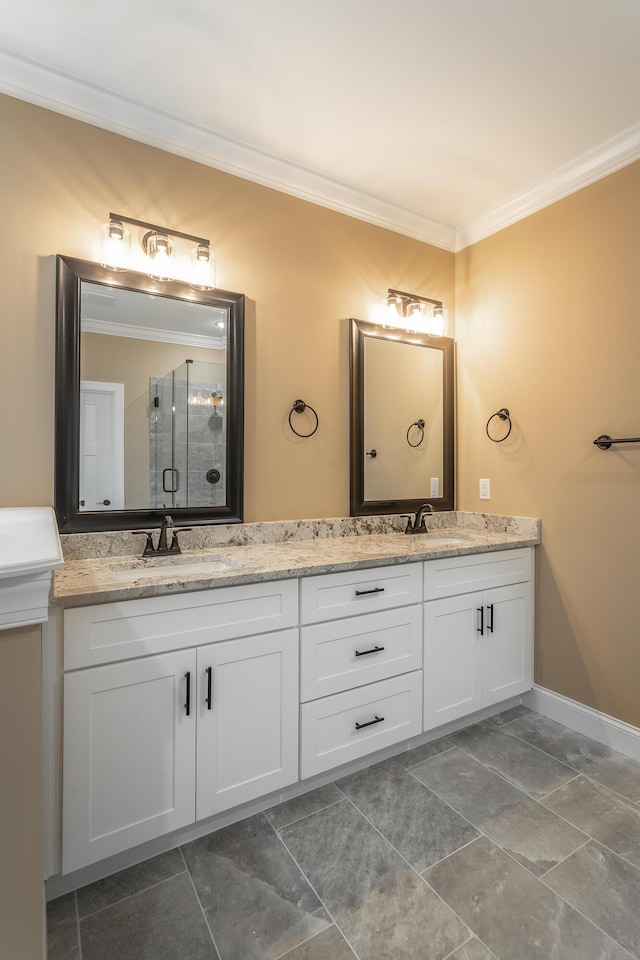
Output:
left=182, top=813, right=330, bottom=960
left=486, top=704, right=532, bottom=727
left=503, top=713, right=640, bottom=802
left=47, top=894, right=79, bottom=960
left=266, top=784, right=344, bottom=830
left=394, top=734, right=458, bottom=768
left=337, top=758, right=478, bottom=871
left=76, top=849, right=185, bottom=918
left=449, top=939, right=496, bottom=960
left=426, top=836, right=630, bottom=960
left=543, top=775, right=640, bottom=868
left=80, top=872, right=217, bottom=960
left=280, top=797, right=469, bottom=960
left=411, top=748, right=586, bottom=876
left=451, top=719, right=575, bottom=799
left=279, top=925, right=356, bottom=959
left=544, top=840, right=640, bottom=957
left=47, top=893, right=76, bottom=928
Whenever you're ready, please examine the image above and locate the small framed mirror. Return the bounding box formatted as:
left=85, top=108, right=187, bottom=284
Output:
left=350, top=318, right=455, bottom=515
left=55, top=256, right=245, bottom=533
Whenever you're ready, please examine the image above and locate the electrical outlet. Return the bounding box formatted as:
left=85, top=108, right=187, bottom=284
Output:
left=430, top=477, right=440, bottom=497
left=479, top=478, right=491, bottom=500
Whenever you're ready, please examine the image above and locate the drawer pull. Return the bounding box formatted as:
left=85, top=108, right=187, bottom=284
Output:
left=205, top=666, right=213, bottom=710
left=184, top=671, right=191, bottom=716
left=354, top=587, right=385, bottom=597
left=487, top=603, right=494, bottom=633
left=355, top=645, right=385, bottom=657
left=477, top=606, right=484, bottom=636
left=355, top=715, right=385, bottom=730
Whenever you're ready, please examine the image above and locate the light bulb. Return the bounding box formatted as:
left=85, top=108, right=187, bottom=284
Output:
left=190, top=243, right=216, bottom=291
left=430, top=306, right=448, bottom=337
left=144, top=232, right=175, bottom=281
left=100, top=219, right=130, bottom=271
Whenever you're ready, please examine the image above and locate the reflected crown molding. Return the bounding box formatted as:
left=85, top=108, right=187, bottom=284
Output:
left=81, top=317, right=227, bottom=350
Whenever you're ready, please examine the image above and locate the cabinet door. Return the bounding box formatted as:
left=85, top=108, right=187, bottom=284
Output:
left=424, top=592, right=483, bottom=731
left=196, top=629, right=299, bottom=819
left=482, top=582, right=533, bottom=707
left=63, top=649, right=196, bottom=873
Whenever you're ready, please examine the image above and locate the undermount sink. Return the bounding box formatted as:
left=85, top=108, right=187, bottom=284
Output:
left=420, top=535, right=470, bottom=546
left=107, top=552, right=238, bottom=581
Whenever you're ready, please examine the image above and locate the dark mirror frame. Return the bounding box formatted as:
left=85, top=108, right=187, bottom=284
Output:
left=349, top=318, right=455, bottom=516
left=55, top=255, right=245, bottom=533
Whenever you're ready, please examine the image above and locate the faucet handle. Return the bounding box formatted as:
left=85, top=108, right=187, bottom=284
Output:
left=169, top=528, right=192, bottom=553
left=132, top=530, right=156, bottom=556
left=400, top=514, right=415, bottom=533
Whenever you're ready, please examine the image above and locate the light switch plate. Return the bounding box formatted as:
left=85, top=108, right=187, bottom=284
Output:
left=479, top=478, right=491, bottom=500
left=430, top=477, right=440, bottom=497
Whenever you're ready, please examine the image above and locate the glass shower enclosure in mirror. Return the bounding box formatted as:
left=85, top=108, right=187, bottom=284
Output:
left=56, top=257, right=244, bottom=533
left=350, top=318, right=454, bottom=516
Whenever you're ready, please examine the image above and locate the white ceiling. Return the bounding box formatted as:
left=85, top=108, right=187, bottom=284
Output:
left=2, top=0, right=640, bottom=251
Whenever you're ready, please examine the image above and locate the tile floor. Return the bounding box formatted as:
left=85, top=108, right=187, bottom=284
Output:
left=47, top=706, right=640, bottom=960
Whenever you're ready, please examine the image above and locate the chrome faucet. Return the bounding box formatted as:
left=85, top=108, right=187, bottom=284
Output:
left=402, top=503, right=435, bottom=535
left=132, top=515, right=191, bottom=556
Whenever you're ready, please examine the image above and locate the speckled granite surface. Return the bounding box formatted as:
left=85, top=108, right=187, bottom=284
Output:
left=53, top=512, right=540, bottom=608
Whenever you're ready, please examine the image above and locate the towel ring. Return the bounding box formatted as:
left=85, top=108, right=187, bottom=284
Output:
left=486, top=408, right=512, bottom=442
left=406, top=419, right=426, bottom=447
left=289, top=399, right=319, bottom=438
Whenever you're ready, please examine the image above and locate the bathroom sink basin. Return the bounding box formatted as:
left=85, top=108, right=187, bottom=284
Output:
left=107, top=552, right=238, bottom=581
left=420, top=535, right=471, bottom=547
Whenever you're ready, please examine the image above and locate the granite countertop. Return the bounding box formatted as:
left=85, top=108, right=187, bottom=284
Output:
left=52, top=513, right=540, bottom=607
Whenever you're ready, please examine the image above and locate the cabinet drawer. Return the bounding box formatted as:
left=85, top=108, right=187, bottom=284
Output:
left=300, top=671, right=422, bottom=778
left=424, top=548, right=532, bottom=601
left=300, top=605, right=422, bottom=701
left=301, top=563, right=422, bottom=625
left=64, top=578, right=298, bottom=669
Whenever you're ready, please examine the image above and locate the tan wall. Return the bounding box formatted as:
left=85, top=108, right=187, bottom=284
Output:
left=455, top=160, right=640, bottom=727
left=0, top=92, right=455, bottom=520
left=0, top=626, right=44, bottom=960
left=81, top=333, right=223, bottom=507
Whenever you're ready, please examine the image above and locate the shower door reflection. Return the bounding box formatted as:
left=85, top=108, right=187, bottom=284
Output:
left=150, top=359, right=226, bottom=509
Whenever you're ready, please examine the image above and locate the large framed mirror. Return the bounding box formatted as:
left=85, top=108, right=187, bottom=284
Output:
left=350, top=318, right=455, bottom=516
left=55, top=256, right=244, bottom=533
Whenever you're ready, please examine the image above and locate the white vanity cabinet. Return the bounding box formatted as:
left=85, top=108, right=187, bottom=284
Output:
left=423, top=549, right=533, bottom=730
left=61, top=580, right=299, bottom=873
left=299, top=563, right=424, bottom=777
left=53, top=543, right=536, bottom=880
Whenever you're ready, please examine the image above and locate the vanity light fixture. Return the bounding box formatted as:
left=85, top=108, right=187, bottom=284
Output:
left=384, top=288, right=448, bottom=337
left=100, top=213, right=216, bottom=290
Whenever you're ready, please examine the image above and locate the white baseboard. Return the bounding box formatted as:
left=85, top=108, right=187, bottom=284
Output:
left=523, top=685, right=640, bottom=763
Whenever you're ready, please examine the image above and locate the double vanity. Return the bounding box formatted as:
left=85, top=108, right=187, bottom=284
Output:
left=45, top=511, right=539, bottom=888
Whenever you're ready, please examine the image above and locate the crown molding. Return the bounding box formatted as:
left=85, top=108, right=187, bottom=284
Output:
left=456, top=122, right=640, bottom=251
left=0, top=48, right=456, bottom=252
left=81, top=318, right=226, bottom=350
left=3, top=48, right=639, bottom=257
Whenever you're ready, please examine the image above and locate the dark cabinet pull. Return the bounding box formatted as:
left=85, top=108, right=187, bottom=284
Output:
left=355, top=715, right=385, bottom=730
left=205, top=666, right=213, bottom=710
left=487, top=603, right=494, bottom=633
left=99, top=499, right=111, bottom=506
left=184, top=672, right=191, bottom=716
left=477, top=606, right=484, bottom=636
left=355, top=645, right=385, bottom=657
left=355, top=586, right=385, bottom=597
